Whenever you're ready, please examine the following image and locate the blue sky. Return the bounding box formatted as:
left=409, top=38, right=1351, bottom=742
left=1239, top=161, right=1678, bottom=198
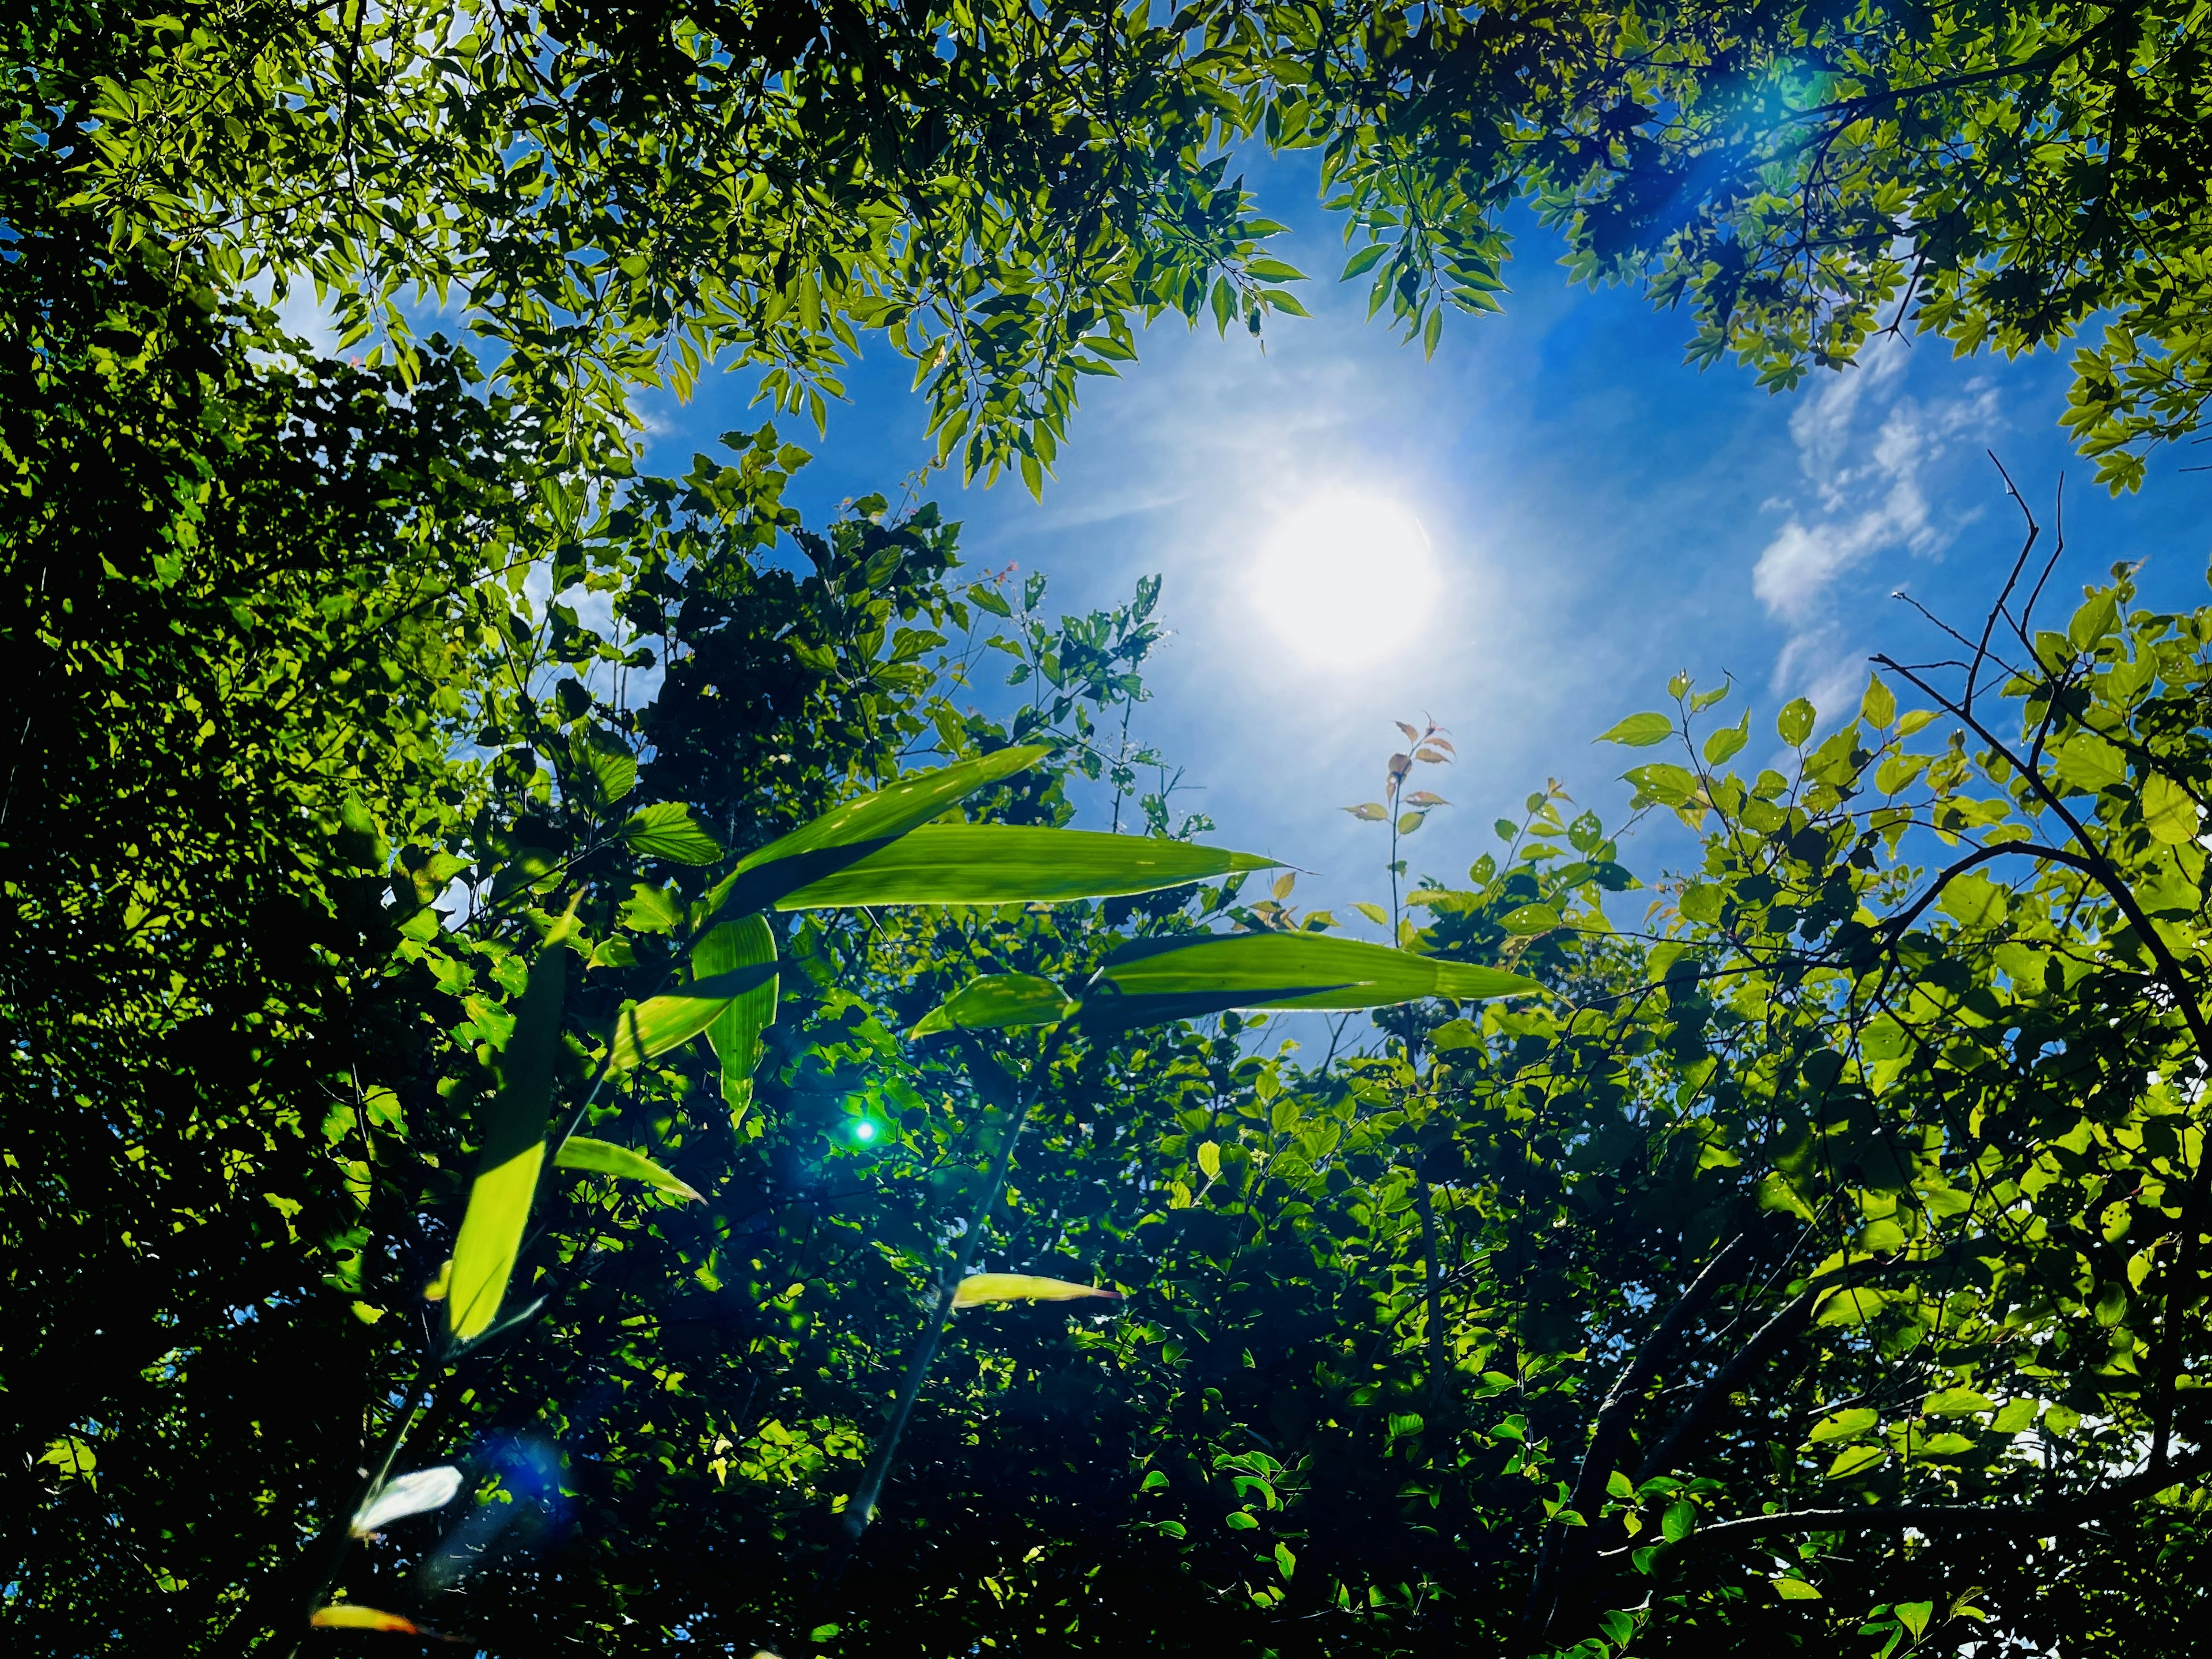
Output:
left=627, top=153, right=2212, bottom=923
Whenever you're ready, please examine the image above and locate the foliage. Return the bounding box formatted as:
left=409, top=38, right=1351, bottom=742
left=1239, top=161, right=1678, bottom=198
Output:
left=35, top=0, right=2212, bottom=490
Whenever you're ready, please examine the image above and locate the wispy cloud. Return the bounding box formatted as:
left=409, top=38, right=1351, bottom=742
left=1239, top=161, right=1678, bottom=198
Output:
left=1752, top=339, right=1999, bottom=716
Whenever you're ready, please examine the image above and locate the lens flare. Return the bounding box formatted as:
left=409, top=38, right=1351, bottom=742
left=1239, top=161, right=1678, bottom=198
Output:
left=1248, top=491, right=1439, bottom=666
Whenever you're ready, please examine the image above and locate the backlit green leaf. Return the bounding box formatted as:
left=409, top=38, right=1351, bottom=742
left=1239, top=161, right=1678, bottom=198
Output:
left=2142, top=772, right=2199, bottom=843
left=1596, top=713, right=1673, bottom=747
left=604, top=961, right=781, bottom=1074
left=1082, top=933, right=1539, bottom=1029
left=776, top=825, right=1278, bottom=908
left=952, top=1273, right=1123, bottom=1308
left=554, top=1135, right=702, bottom=1202
left=448, top=945, right=565, bottom=1343
left=911, top=972, right=1073, bottom=1037
left=624, top=801, right=725, bottom=864
left=705, top=746, right=1049, bottom=919
left=693, top=915, right=777, bottom=1116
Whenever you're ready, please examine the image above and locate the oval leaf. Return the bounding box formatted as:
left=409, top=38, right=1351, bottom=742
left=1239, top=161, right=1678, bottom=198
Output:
left=705, top=746, right=1048, bottom=919
left=911, top=973, right=1073, bottom=1037
left=623, top=800, right=725, bottom=864
left=953, top=1273, right=1123, bottom=1309
left=775, top=825, right=1279, bottom=909
left=554, top=1135, right=703, bottom=1202
left=1082, top=933, right=1539, bottom=1030
left=2142, top=772, right=2199, bottom=844
left=350, top=1465, right=465, bottom=1536
left=1596, top=712, right=1673, bottom=747
left=448, top=945, right=566, bottom=1344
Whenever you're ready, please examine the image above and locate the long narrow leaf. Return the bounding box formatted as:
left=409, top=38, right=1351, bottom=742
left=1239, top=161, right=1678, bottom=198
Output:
left=554, top=1135, right=702, bottom=1202
left=705, top=745, right=1048, bottom=920
left=350, top=1467, right=464, bottom=1536
left=911, top=973, right=1072, bottom=1037
left=953, top=1274, right=1123, bottom=1308
left=778, top=825, right=1279, bottom=908
left=603, top=961, right=780, bottom=1074
left=1081, top=933, right=1539, bottom=1031
left=692, top=914, right=777, bottom=1116
left=309, top=1606, right=422, bottom=1634
left=448, top=945, right=566, bottom=1343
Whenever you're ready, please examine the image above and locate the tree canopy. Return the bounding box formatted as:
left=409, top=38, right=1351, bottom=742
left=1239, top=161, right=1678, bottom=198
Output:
left=10, top=3, right=2212, bottom=1657
left=31, top=0, right=2212, bottom=486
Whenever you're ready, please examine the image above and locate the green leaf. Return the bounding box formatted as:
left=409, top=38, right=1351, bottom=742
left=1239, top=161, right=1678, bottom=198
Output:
left=1774, top=1577, right=1823, bottom=1601
left=694, top=915, right=777, bottom=1116
left=554, top=1135, right=702, bottom=1202
left=2142, top=772, right=2199, bottom=843
left=624, top=801, right=725, bottom=864
left=1623, top=763, right=1699, bottom=806
left=448, top=944, right=566, bottom=1344
left=1499, top=904, right=1560, bottom=934
left=1596, top=712, right=1673, bottom=747
left=910, top=972, right=1073, bottom=1037
left=1660, top=1501, right=1696, bottom=1543
left=1895, top=1600, right=1934, bottom=1641
left=1396, top=811, right=1426, bottom=835
left=2052, top=732, right=2127, bottom=793
left=1702, top=713, right=1749, bottom=766
left=1805, top=1407, right=1878, bottom=1445
left=952, top=1273, right=1122, bottom=1308
left=1197, top=1139, right=1222, bottom=1181
left=604, top=962, right=781, bottom=1074
left=1922, top=1388, right=1994, bottom=1416
left=1938, top=871, right=2008, bottom=929
left=775, top=825, right=1279, bottom=908
left=705, top=746, right=1049, bottom=919
left=1826, top=1444, right=1889, bottom=1478
left=1860, top=673, right=1897, bottom=729
left=1777, top=699, right=1816, bottom=746
left=1081, top=933, right=1540, bottom=1029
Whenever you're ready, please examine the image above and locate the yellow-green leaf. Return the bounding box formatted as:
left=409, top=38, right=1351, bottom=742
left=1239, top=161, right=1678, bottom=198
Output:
left=447, top=945, right=565, bottom=1343
left=693, top=915, right=777, bottom=1116
left=1774, top=1577, right=1823, bottom=1601
left=910, top=973, right=1071, bottom=1037
left=1082, top=932, right=1539, bottom=1030
left=623, top=800, right=724, bottom=864
left=1596, top=712, right=1672, bottom=747
left=705, top=747, right=1048, bottom=919
left=1197, top=1140, right=1222, bottom=1181
left=603, top=961, right=780, bottom=1074
left=952, top=1273, right=1123, bottom=1309
left=1805, top=1407, right=1878, bottom=1445
left=776, top=824, right=1279, bottom=908
left=309, top=1605, right=421, bottom=1633
left=554, top=1135, right=702, bottom=1202
left=2142, top=772, right=2199, bottom=844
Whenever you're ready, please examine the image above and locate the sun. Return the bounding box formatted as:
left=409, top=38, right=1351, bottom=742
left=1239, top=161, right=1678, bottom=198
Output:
left=1248, top=490, right=1439, bottom=666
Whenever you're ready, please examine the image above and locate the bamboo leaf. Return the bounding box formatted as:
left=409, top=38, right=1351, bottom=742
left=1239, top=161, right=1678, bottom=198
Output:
left=911, top=972, right=1073, bottom=1037
left=554, top=1135, right=703, bottom=1201
left=1080, top=933, right=1539, bottom=1030
left=447, top=945, right=566, bottom=1344
left=705, top=746, right=1048, bottom=919
left=603, top=961, right=781, bottom=1074
left=309, top=1605, right=422, bottom=1633
left=953, top=1273, right=1123, bottom=1308
left=776, top=825, right=1279, bottom=908
left=692, top=914, right=777, bottom=1116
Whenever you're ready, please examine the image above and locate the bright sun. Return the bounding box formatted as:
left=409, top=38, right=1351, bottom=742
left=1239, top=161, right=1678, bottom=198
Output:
left=1248, top=491, right=1439, bottom=665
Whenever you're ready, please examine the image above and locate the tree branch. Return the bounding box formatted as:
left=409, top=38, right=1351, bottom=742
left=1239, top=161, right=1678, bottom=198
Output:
left=1669, top=1442, right=2212, bottom=1550
left=1521, top=1233, right=1751, bottom=1647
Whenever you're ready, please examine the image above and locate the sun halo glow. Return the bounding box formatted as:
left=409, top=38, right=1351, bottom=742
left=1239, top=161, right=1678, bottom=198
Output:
left=1248, top=491, right=1438, bottom=666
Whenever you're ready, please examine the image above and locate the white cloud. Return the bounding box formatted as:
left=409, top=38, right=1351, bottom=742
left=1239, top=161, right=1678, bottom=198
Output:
left=1753, top=338, right=1999, bottom=714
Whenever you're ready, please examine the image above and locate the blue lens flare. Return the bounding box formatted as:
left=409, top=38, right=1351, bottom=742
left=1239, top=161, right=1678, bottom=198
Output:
left=854, top=1120, right=877, bottom=1142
